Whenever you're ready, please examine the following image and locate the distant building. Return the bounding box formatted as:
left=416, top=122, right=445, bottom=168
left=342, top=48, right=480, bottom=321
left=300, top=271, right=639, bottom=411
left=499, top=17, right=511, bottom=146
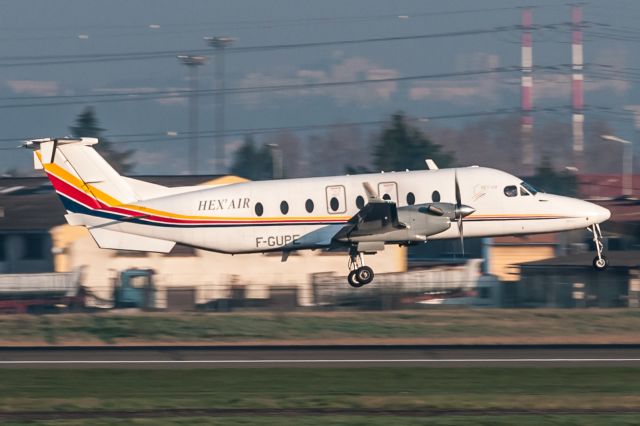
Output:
left=484, top=234, right=560, bottom=281
left=597, top=199, right=640, bottom=249
left=518, top=251, right=640, bottom=308
left=0, top=177, right=60, bottom=274
left=578, top=174, right=640, bottom=199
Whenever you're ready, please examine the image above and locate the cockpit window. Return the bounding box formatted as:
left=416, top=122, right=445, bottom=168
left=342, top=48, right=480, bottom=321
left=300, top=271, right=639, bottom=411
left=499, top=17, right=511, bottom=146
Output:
left=520, top=186, right=530, bottom=196
left=520, top=181, right=538, bottom=195
left=504, top=185, right=518, bottom=197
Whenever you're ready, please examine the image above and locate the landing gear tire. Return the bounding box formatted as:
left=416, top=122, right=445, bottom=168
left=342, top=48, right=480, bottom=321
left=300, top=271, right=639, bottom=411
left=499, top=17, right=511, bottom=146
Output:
left=348, top=270, right=365, bottom=288
left=346, top=249, right=375, bottom=287
left=589, top=224, right=608, bottom=271
left=356, top=266, right=374, bottom=285
left=593, top=255, right=609, bottom=271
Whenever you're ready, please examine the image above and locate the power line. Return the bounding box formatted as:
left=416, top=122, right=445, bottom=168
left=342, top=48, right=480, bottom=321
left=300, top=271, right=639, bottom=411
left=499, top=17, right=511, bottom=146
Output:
left=0, top=4, right=566, bottom=35
left=0, top=66, right=517, bottom=102
left=6, top=104, right=623, bottom=154
left=0, top=24, right=547, bottom=68
left=0, top=105, right=579, bottom=147
left=0, top=66, right=523, bottom=110
left=0, top=111, right=518, bottom=147
left=96, top=109, right=531, bottom=145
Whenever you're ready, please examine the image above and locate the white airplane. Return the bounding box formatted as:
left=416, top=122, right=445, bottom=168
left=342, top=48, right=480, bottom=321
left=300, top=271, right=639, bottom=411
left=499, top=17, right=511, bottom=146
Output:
left=25, top=137, right=611, bottom=287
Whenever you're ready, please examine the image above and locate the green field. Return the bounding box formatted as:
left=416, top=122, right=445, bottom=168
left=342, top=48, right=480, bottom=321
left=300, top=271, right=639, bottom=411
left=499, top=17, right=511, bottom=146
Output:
left=1, top=309, right=640, bottom=345
left=5, top=416, right=640, bottom=426
left=0, top=368, right=639, bottom=425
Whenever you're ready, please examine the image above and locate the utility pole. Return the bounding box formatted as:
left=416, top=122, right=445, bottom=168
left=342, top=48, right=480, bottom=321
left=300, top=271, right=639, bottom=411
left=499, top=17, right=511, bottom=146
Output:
left=267, top=143, right=284, bottom=179
left=205, top=36, right=234, bottom=174
left=520, top=7, right=534, bottom=173
left=177, top=55, right=206, bottom=175
left=571, top=4, right=585, bottom=170
left=601, top=135, right=633, bottom=197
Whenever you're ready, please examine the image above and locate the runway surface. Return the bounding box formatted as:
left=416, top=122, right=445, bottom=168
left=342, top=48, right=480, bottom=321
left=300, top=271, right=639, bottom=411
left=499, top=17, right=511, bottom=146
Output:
left=1, top=344, right=640, bottom=368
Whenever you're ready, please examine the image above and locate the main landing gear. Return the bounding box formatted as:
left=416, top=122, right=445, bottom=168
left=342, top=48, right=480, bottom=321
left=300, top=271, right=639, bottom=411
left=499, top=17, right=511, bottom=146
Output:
left=347, top=249, right=375, bottom=288
left=589, top=224, right=608, bottom=271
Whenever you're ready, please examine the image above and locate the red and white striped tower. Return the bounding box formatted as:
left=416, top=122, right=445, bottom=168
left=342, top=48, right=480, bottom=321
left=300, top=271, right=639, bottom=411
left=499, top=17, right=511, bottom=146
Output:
left=521, top=7, right=534, bottom=171
left=571, top=4, right=585, bottom=169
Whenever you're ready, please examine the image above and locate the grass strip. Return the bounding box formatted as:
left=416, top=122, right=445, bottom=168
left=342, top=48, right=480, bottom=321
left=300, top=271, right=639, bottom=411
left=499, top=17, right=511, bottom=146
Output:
left=1, top=309, right=640, bottom=345
left=5, top=415, right=640, bottom=426
left=0, top=368, right=639, bottom=413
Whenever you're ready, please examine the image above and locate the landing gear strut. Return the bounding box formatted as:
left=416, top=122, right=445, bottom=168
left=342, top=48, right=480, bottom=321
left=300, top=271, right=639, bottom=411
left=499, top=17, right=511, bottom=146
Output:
left=589, top=224, right=608, bottom=271
left=347, top=248, right=375, bottom=288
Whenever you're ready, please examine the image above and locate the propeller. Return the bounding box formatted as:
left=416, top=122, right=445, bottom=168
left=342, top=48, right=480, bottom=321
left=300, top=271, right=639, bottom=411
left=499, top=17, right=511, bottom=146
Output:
left=453, top=169, right=475, bottom=256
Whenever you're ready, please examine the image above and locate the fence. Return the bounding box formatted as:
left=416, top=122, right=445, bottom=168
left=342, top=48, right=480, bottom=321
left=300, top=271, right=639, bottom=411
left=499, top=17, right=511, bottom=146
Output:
left=0, top=267, right=637, bottom=313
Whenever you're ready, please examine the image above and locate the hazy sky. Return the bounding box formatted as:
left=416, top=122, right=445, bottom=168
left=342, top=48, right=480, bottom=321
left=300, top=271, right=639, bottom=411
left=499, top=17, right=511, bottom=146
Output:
left=1, top=0, right=639, bottom=174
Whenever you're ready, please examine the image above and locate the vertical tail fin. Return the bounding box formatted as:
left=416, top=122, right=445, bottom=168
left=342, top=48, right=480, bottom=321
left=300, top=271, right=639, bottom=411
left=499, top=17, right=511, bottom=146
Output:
left=26, top=138, right=176, bottom=254
left=27, top=137, right=139, bottom=212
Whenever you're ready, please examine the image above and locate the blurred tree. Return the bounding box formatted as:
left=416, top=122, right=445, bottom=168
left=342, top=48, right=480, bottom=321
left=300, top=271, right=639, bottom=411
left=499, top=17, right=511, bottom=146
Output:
left=306, top=124, right=372, bottom=177
left=527, top=156, right=578, bottom=196
left=373, top=113, right=454, bottom=171
left=229, top=135, right=273, bottom=180
left=345, top=164, right=373, bottom=175
left=69, top=107, right=135, bottom=174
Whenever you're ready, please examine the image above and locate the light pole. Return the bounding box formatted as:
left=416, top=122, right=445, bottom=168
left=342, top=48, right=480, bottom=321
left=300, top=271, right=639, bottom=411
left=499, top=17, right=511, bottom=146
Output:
left=177, top=55, right=206, bottom=174
left=601, top=134, right=633, bottom=197
left=267, top=143, right=283, bottom=179
left=205, top=36, right=234, bottom=174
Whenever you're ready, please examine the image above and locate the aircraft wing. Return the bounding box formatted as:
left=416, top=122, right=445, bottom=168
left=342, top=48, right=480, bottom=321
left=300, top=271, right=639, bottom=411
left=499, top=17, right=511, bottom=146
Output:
left=333, top=182, right=407, bottom=241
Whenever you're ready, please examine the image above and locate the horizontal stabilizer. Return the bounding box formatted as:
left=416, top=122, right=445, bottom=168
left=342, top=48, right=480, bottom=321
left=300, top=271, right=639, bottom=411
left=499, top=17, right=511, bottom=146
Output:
left=88, top=228, right=176, bottom=253
left=64, top=213, right=86, bottom=226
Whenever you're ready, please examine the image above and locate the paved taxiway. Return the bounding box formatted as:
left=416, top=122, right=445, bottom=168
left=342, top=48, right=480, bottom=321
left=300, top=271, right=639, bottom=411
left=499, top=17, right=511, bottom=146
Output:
left=1, top=344, right=640, bottom=368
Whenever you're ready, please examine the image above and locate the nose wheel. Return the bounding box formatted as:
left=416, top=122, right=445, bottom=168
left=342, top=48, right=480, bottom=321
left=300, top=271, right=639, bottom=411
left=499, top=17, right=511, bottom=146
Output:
left=347, top=249, right=375, bottom=288
left=589, top=224, right=608, bottom=271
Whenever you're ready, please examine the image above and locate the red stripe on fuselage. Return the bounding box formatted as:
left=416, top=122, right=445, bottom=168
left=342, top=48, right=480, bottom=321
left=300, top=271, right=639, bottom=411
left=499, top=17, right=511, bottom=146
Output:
left=47, top=171, right=347, bottom=226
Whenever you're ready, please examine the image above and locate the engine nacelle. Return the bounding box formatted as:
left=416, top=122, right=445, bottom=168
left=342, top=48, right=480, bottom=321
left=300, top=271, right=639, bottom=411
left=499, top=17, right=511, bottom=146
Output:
left=347, top=203, right=452, bottom=244
left=396, top=204, right=452, bottom=240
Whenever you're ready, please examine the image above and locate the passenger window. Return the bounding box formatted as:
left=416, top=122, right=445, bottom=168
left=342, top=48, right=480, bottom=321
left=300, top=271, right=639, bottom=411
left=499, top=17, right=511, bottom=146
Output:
left=305, top=199, right=314, bottom=213
left=330, top=197, right=340, bottom=212
left=355, top=195, right=365, bottom=209
left=504, top=186, right=518, bottom=197
left=280, top=201, right=289, bottom=215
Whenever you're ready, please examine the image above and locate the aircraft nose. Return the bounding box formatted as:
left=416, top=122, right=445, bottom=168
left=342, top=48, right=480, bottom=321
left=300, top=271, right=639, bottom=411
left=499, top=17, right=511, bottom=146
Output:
left=585, top=202, right=611, bottom=224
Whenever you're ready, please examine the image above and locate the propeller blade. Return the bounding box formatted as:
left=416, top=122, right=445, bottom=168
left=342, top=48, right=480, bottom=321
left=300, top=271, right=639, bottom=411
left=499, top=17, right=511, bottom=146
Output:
left=454, top=169, right=461, bottom=208
left=362, top=182, right=378, bottom=200
left=458, top=216, right=465, bottom=256
left=454, top=169, right=467, bottom=256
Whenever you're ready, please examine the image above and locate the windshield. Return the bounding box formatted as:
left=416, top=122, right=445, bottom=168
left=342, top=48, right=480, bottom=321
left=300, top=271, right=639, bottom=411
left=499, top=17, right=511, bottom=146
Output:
left=520, top=181, right=538, bottom=195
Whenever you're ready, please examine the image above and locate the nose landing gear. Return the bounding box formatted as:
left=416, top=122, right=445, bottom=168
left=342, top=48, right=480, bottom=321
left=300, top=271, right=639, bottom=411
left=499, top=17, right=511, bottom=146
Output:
left=347, top=249, right=375, bottom=288
left=589, top=224, right=608, bottom=271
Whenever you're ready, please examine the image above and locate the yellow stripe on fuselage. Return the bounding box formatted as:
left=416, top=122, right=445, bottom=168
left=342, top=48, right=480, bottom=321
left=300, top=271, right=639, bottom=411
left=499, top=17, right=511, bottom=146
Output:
left=40, top=151, right=350, bottom=223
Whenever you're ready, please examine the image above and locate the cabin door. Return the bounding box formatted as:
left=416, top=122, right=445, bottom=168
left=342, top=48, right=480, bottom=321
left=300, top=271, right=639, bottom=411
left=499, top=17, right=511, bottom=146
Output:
left=378, top=181, right=398, bottom=203
left=325, top=185, right=347, bottom=214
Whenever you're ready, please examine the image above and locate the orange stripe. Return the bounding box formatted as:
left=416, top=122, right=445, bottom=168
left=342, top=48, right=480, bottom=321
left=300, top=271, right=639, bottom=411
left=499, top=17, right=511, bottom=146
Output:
left=42, top=150, right=564, bottom=225
left=42, top=152, right=351, bottom=223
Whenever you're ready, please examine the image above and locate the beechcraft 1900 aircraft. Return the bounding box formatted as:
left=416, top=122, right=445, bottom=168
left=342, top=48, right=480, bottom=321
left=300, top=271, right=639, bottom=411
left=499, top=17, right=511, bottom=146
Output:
left=25, top=137, right=611, bottom=287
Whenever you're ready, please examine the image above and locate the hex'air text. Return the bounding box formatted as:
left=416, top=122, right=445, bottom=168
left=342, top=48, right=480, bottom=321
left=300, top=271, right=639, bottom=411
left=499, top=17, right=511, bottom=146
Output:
left=197, top=198, right=250, bottom=211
